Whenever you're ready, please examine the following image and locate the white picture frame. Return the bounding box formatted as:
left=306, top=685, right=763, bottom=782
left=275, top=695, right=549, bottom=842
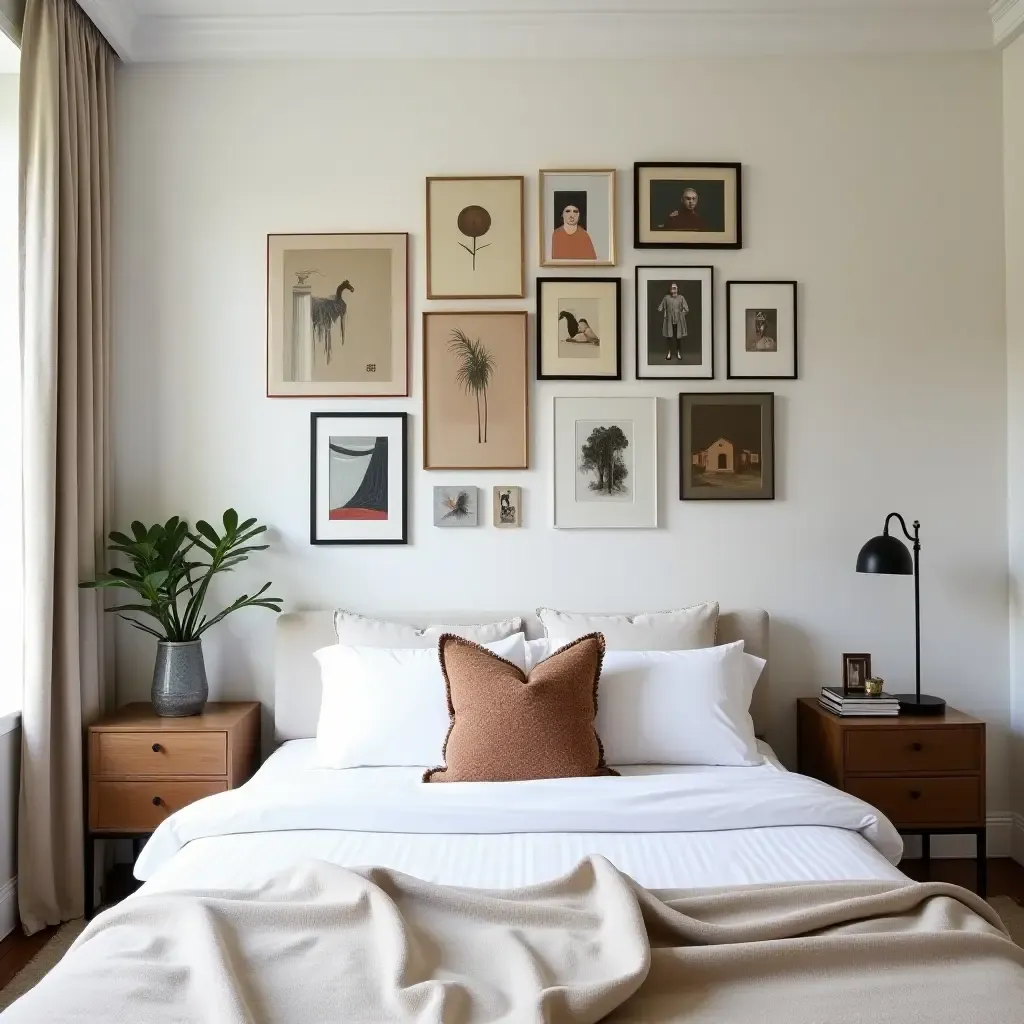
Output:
left=554, top=397, right=658, bottom=529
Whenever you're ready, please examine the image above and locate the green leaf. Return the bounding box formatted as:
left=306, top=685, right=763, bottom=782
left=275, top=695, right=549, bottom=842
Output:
left=238, top=518, right=257, bottom=533
left=195, top=520, right=221, bottom=546
left=144, top=570, right=170, bottom=590
left=108, top=531, right=134, bottom=547
left=131, top=521, right=148, bottom=541
left=121, top=617, right=166, bottom=639
left=223, top=509, right=239, bottom=535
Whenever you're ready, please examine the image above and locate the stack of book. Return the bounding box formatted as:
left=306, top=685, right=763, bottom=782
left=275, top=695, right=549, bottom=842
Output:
left=818, top=686, right=900, bottom=716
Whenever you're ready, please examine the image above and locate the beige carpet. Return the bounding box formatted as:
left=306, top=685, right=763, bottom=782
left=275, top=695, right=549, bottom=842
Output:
left=0, top=899, right=1020, bottom=1011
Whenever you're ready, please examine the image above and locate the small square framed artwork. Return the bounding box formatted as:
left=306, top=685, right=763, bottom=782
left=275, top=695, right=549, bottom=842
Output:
left=539, top=169, right=616, bottom=267
left=537, top=277, right=621, bottom=380
left=842, top=653, right=872, bottom=696
left=493, top=486, right=522, bottom=528
left=727, top=281, right=798, bottom=379
left=310, top=412, right=408, bottom=545
left=634, top=162, right=742, bottom=249
left=433, top=487, right=479, bottom=527
left=679, top=393, right=775, bottom=501
left=426, top=176, right=525, bottom=299
left=635, top=266, right=714, bottom=379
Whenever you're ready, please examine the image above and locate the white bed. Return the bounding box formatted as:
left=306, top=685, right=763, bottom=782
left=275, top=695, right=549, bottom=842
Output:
left=132, top=608, right=907, bottom=896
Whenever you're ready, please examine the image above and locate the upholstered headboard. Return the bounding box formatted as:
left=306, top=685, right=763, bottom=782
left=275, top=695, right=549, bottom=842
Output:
left=274, top=608, right=771, bottom=744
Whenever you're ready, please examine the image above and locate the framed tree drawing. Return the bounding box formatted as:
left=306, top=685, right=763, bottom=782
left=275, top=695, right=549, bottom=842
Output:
left=539, top=169, right=616, bottom=267
left=267, top=233, right=408, bottom=397
left=554, top=397, right=658, bottom=529
left=635, top=266, right=714, bottom=379
left=426, top=176, right=525, bottom=299
left=423, top=311, right=529, bottom=470
left=310, top=412, right=408, bottom=544
left=634, top=163, right=742, bottom=249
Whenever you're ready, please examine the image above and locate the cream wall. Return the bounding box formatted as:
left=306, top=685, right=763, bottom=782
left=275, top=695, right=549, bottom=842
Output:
left=112, top=57, right=1010, bottom=815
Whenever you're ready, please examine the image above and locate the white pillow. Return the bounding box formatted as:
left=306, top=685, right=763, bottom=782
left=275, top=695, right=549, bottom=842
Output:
left=334, top=610, right=524, bottom=648
left=537, top=603, right=718, bottom=651
left=596, top=642, right=765, bottom=767
left=314, top=633, right=528, bottom=769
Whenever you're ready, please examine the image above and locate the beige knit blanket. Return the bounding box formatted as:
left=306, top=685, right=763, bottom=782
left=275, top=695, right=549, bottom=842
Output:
left=3, top=857, right=1023, bottom=1023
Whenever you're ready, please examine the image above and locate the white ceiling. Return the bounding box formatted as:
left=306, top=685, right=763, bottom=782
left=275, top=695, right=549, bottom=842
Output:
left=77, top=0, right=1023, bottom=63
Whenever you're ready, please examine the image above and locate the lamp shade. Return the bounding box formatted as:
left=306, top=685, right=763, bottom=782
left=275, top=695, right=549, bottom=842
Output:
left=856, top=534, right=913, bottom=575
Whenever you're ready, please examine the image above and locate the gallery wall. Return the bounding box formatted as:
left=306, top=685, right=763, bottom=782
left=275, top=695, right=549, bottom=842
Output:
left=112, top=56, right=1011, bottom=817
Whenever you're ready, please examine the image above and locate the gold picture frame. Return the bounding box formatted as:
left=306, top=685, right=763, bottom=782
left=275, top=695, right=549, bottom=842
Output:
left=539, top=169, right=616, bottom=267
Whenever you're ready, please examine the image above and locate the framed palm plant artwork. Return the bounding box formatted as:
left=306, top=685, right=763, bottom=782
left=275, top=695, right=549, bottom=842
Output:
left=422, top=311, right=529, bottom=470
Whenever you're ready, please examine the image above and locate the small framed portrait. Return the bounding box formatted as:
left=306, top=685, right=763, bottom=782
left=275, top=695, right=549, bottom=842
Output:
left=679, top=393, right=775, bottom=501
left=433, top=487, right=479, bottom=528
left=842, top=653, right=872, bottom=696
left=537, top=277, right=621, bottom=380
left=634, top=162, right=742, bottom=249
left=426, top=176, right=525, bottom=299
left=539, top=169, right=616, bottom=267
left=636, top=266, right=714, bottom=379
left=423, top=311, right=529, bottom=470
left=493, top=486, right=522, bottom=528
left=727, top=281, right=798, bottom=379
left=554, top=397, right=658, bottom=529
left=310, top=412, right=408, bottom=545
left=267, top=233, right=408, bottom=397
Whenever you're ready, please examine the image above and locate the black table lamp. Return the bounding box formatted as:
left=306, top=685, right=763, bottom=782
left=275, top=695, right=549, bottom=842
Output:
left=856, top=513, right=945, bottom=716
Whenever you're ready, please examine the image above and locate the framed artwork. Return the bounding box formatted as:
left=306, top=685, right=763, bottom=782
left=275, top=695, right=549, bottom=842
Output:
left=267, top=233, right=408, bottom=398
left=554, top=397, right=658, bottom=529
left=539, top=169, right=616, bottom=267
left=494, top=486, right=522, bottom=528
left=679, top=393, right=775, bottom=501
left=635, top=266, right=714, bottom=379
left=634, top=162, right=742, bottom=249
left=433, top=487, right=479, bottom=527
left=426, top=176, right=525, bottom=298
left=310, top=412, right=408, bottom=545
left=842, top=653, right=872, bottom=696
left=537, top=277, right=621, bottom=380
left=423, top=311, right=529, bottom=470
left=727, top=281, right=798, bottom=379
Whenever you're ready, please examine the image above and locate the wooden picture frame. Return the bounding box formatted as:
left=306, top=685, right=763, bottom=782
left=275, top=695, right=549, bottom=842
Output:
left=635, top=265, right=714, bottom=380
left=634, top=162, right=742, bottom=249
left=842, top=653, right=872, bottom=696
left=727, top=281, right=799, bottom=380
left=539, top=169, right=616, bottom=267
left=536, top=277, right=622, bottom=380
left=493, top=486, right=523, bottom=528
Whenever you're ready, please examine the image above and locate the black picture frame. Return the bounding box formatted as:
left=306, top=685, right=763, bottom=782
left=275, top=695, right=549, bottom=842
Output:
left=634, top=162, right=743, bottom=250
left=842, top=653, right=872, bottom=696
left=310, top=411, right=409, bottom=545
left=536, top=276, right=622, bottom=381
left=726, top=280, right=798, bottom=380
left=679, top=392, right=775, bottom=501
left=635, top=265, right=715, bottom=380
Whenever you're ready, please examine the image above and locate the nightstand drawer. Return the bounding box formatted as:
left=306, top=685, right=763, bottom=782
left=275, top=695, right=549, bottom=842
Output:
left=846, top=775, right=982, bottom=827
left=90, top=779, right=227, bottom=831
left=94, top=731, right=227, bottom=777
left=844, top=727, right=980, bottom=774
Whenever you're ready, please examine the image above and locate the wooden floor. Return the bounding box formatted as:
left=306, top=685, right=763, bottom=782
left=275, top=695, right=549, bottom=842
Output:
left=0, top=924, right=57, bottom=992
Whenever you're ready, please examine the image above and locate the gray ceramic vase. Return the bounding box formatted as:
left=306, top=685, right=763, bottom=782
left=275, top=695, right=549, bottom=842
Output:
left=152, top=640, right=209, bottom=717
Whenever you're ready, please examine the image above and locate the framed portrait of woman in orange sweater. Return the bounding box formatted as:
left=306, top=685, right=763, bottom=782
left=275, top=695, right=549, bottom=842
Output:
left=539, top=169, right=616, bottom=267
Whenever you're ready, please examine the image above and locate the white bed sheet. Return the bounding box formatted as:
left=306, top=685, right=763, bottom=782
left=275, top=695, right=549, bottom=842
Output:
left=136, top=740, right=906, bottom=895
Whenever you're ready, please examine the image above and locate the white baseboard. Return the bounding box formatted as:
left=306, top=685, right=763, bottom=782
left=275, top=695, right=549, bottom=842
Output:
left=901, top=814, right=1012, bottom=860
left=0, top=877, right=16, bottom=940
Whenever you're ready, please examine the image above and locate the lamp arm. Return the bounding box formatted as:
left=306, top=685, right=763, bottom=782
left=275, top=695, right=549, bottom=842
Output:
left=883, top=512, right=922, bottom=701
left=884, top=512, right=920, bottom=551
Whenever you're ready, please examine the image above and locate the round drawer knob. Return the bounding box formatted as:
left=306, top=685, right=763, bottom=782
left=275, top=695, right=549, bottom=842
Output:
left=909, top=790, right=921, bottom=800
left=152, top=796, right=162, bottom=807
left=910, top=742, right=923, bottom=752
left=152, top=743, right=162, bottom=753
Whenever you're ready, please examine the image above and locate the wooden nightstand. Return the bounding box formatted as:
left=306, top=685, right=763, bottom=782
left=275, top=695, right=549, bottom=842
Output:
left=85, top=702, right=260, bottom=916
left=796, top=698, right=986, bottom=895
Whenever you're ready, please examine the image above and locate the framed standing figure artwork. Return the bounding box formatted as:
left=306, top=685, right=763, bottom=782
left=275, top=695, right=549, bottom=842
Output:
left=267, top=233, right=408, bottom=397
left=679, top=393, right=775, bottom=501
left=554, top=397, right=658, bottom=529
left=537, top=277, right=621, bottom=380
left=426, top=176, right=525, bottom=299
left=539, top=169, right=616, bottom=267
left=727, top=281, right=798, bottom=379
left=634, top=163, right=742, bottom=249
left=635, top=266, right=714, bottom=379
left=423, top=311, right=529, bottom=470
left=310, top=412, right=408, bottom=545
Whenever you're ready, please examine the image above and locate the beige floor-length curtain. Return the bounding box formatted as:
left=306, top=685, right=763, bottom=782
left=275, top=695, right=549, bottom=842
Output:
left=18, top=0, right=114, bottom=934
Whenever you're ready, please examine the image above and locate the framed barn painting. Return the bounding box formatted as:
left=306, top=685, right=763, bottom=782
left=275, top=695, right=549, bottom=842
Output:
left=310, top=412, right=408, bottom=545
left=554, top=397, right=658, bottom=529
left=727, top=280, right=798, bottom=379
left=267, top=233, right=408, bottom=397
left=537, top=277, right=621, bottom=380
left=679, top=393, right=774, bottom=501
left=635, top=266, right=714, bottom=379
left=539, top=169, right=616, bottom=267
left=423, top=311, right=529, bottom=470
left=426, top=176, right=525, bottom=299
left=634, top=163, right=742, bottom=249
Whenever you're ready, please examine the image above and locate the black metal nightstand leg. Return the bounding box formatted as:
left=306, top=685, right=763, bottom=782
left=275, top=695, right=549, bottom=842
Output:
left=976, top=828, right=987, bottom=899
left=84, top=836, right=95, bottom=919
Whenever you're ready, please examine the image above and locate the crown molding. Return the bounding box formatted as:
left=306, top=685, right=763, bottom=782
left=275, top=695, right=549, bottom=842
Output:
left=992, top=0, right=1024, bottom=45
left=76, top=3, right=996, bottom=63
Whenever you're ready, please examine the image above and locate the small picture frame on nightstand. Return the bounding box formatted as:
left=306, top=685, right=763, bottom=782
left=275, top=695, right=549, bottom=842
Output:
left=842, top=653, right=872, bottom=696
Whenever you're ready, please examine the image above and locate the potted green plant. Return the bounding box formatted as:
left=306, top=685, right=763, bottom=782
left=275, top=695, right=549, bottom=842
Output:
left=80, top=510, right=282, bottom=717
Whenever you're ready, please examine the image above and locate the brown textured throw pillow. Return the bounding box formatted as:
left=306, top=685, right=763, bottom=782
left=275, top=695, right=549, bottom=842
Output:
left=424, top=632, right=616, bottom=783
